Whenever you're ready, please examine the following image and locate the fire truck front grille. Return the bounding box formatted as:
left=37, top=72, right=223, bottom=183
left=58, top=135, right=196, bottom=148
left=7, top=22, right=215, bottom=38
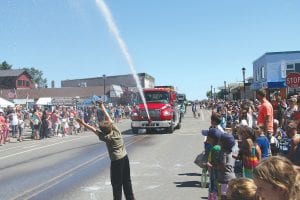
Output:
left=140, top=109, right=160, bottom=120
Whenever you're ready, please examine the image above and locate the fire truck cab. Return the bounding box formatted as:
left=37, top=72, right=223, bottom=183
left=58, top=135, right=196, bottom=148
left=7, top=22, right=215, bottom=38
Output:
left=131, top=86, right=181, bottom=134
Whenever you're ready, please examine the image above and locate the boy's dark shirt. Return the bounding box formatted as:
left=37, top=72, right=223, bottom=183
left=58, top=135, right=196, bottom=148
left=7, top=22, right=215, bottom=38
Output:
left=96, top=124, right=127, bottom=161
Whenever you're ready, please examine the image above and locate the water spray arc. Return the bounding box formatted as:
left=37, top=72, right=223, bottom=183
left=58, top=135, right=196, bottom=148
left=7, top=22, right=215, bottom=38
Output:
left=95, top=0, right=150, bottom=120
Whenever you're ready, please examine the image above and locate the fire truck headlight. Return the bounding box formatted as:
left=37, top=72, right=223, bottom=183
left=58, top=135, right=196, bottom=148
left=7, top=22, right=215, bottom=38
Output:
left=162, top=110, right=171, bottom=116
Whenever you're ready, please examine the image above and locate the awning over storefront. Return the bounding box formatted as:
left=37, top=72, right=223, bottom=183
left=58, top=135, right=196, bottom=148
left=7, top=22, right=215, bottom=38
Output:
left=267, top=81, right=286, bottom=88
left=251, top=81, right=286, bottom=90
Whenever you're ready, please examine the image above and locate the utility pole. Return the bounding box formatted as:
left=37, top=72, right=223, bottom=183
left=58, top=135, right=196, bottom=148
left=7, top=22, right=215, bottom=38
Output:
left=103, top=74, right=106, bottom=102
left=242, top=67, right=246, bottom=100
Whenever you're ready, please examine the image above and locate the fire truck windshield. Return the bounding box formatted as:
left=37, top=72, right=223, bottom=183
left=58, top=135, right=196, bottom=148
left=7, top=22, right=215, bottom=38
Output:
left=138, top=92, right=169, bottom=104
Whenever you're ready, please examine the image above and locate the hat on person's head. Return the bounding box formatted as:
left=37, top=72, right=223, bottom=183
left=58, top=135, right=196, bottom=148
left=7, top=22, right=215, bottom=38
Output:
left=289, top=97, right=297, bottom=103
left=220, top=133, right=235, bottom=150
left=201, top=129, right=209, bottom=136
left=234, top=119, right=239, bottom=124
left=205, top=128, right=223, bottom=141
left=287, top=121, right=298, bottom=130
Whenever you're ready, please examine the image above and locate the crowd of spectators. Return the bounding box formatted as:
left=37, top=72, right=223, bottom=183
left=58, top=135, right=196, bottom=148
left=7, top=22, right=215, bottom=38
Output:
left=0, top=103, right=132, bottom=144
left=198, top=89, right=300, bottom=200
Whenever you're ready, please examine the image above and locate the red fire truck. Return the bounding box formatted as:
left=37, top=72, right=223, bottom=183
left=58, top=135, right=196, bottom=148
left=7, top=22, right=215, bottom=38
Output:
left=131, top=86, right=181, bottom=134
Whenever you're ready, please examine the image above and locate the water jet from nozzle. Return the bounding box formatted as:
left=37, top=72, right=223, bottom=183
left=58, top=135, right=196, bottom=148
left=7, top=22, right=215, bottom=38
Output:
left=95, top=0, right=150, bottom=120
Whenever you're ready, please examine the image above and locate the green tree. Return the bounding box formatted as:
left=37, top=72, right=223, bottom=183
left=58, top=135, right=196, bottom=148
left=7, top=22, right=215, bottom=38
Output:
left=0, top=61, right=13, bottom=70
left=216, top=91, right=222, bottom=99
left=119, top=88, right=134, bottom=105
left=23, top=67, right=48, bottom=88
left=206, top=91, right=212, bottom=99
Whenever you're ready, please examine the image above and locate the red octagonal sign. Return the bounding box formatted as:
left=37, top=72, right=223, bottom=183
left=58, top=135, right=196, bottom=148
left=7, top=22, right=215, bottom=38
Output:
left=286, top=72, right=300, bottom=88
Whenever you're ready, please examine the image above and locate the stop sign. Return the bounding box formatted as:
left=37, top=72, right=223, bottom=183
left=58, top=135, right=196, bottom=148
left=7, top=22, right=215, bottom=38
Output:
left=286, top=72, right=300, bottom=88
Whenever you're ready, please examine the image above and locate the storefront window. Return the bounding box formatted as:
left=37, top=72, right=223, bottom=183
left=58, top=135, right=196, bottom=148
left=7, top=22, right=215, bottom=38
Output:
left=295, top=63, right=300, bottom=73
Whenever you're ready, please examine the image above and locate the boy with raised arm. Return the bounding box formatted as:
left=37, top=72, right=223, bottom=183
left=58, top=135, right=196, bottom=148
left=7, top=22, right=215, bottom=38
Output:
left=76, top=101, right=135, bottom=200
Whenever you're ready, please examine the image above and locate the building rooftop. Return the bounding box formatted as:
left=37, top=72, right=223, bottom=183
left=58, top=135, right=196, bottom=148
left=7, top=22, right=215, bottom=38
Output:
left=254, top=50, right=300, bottom=63
left=0, top=69, right=26, bottom=77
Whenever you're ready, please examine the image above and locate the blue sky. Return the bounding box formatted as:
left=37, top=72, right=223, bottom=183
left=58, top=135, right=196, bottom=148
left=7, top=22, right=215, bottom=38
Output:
left=1, top=0, right=300, bottom=100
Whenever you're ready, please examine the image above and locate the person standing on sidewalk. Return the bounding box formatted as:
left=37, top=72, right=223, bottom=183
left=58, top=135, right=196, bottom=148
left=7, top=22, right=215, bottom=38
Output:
left=0, top=109, right=5, bottom=145
left=256, top=89, right=278, bottom=155
left=76, top=101, right=135, bottom=200
left=8, top=109, right=19, bottom=138
left=256, top=89, right=273, bottom=137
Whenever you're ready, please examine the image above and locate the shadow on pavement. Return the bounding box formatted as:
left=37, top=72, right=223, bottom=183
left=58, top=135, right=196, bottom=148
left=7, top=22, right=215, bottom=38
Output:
left=178, top=173, right=201, bottom=177
left=122, top=129, right=135, bottom=135
left=174, top=181, right=201, bottom=188
left=122, top=129, right=167, bottom=135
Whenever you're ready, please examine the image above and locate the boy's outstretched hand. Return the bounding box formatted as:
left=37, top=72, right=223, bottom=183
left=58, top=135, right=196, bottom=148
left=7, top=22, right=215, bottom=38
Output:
left=98, top=101, right=105, bottom=109
left=76, top=118, right=84, bottom=125
left=76, top=118, right=97, bottom=133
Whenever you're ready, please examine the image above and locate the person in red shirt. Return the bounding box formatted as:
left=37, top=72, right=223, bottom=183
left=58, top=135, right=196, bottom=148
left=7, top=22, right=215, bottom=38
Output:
left=256, top=89, right=273, bottom=138
left=0, top=110, right=10, bottom=144
left=0, top=109, right=5, bottom=145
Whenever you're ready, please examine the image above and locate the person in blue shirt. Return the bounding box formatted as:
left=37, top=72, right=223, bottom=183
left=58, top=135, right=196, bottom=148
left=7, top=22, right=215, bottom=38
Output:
left=254, top=125, right=271, bottom=158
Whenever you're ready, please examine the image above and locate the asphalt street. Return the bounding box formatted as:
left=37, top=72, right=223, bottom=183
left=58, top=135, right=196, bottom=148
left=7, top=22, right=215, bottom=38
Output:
left=0, top=107, right=212, bottom=200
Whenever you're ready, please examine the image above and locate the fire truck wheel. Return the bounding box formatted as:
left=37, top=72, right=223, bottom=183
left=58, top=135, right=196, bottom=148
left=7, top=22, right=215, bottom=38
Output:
left=167, top=123, right=174, bottom=133
left=146, top=128, right=154, bottom=134
left=176, top=122, right=181, bottom=129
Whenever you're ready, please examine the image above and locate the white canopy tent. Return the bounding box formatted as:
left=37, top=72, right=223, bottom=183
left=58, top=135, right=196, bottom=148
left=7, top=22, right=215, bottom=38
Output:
left=13, top=99, right=34, bottom=105
left=0, top=97, right=15, bottom=108
left=36, top=97, right=52, bottom=105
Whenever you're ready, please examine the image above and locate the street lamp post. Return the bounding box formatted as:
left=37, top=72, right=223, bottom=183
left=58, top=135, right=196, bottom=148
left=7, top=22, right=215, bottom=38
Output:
left=224, top=81, right=227, bottom=101
left=242, top=67, right=246, bottom=100
left=211, top=85, right=213, bottom=100
left=213, top=87, right=216, bottom=100
left=103, top=74, right=106, bottom=102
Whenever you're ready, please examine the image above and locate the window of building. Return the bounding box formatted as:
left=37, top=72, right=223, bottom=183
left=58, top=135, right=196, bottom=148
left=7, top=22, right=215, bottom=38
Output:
left=295, top=63, right=300, bottom=73
left=17, top=80, right=22, bottom=86
left=26, top=81, right=30, bottom=87
left=256, top=69, right=259, bottom=81
left=287, top=64, right=294, bottom=70
left=261, top=66, right=265, bottom=79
